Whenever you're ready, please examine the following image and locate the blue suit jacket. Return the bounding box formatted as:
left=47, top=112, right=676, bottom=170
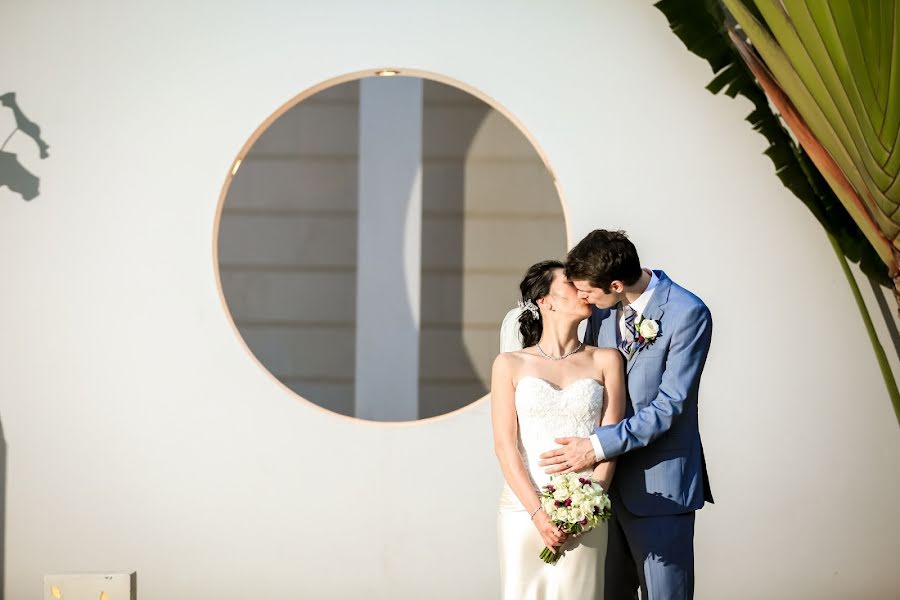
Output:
left=585, top=270, right=713, bottom=516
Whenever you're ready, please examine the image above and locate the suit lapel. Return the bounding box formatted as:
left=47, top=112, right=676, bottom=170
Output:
left=626, top=270, right=672, bottom=375
left=599, top=309, right=617, bottom=349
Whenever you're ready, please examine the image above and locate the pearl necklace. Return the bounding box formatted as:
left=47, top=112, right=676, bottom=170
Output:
left=536, top=342, right=584, bottom=360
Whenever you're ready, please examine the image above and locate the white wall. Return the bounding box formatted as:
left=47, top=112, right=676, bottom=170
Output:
left=1, top=1, right=898, bottom=598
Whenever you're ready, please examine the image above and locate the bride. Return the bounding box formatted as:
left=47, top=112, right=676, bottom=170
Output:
left=492, top=260, right=625, bottom=599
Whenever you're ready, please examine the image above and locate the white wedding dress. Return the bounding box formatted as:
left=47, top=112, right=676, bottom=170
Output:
left=497, top=375, right=608, bottom=599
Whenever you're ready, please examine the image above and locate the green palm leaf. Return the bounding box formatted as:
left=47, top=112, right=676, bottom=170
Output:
left=722, top=0, right=900, bottom=286
left=655, top=0, right=900, bottom=424
left=654, top=0, right=888, bottom=284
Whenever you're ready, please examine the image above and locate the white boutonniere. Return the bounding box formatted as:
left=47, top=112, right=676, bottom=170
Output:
left=637, top=317, right=659, bottom=343
left=627, top=317, right=660, bottom=360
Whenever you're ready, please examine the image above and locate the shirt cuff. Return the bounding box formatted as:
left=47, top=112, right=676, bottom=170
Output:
left=590, top=433, right=606, bottom=461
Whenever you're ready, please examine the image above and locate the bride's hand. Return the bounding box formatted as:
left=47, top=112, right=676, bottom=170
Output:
left=532, top=509, right=567, bottom=551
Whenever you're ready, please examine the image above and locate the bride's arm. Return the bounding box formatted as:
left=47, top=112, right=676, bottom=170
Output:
left=491, top=354, right=566, bottom=550
left=591, top=350, right=626, bottom=490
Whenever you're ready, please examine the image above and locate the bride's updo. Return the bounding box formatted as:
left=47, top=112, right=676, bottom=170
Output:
left=518, top=260, right=564, bottom=348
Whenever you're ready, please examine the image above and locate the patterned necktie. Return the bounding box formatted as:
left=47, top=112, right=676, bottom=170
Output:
left=618, top=304, right=637, bottom=357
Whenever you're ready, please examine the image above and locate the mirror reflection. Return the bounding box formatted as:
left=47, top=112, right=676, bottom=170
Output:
left=217, top=74, right=567, bottom=421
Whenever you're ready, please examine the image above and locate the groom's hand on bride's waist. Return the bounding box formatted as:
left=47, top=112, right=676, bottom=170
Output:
left=539, top=437, right=596, bottom=474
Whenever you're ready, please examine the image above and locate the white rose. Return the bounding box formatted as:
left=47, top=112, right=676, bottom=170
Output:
left=638, top=319, right=659, bottom=340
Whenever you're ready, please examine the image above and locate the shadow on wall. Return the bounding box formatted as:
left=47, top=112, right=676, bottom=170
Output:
left=418, top=80, right=569, bottom=418
left=0, top=92, right=49, bottom=201
left=869, top=279, right=900, bottom=362
left=419, top=90, right=492, bottom=418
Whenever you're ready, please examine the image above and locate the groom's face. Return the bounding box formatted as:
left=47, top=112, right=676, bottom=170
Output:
left=571, top=279, right=621, bottom=309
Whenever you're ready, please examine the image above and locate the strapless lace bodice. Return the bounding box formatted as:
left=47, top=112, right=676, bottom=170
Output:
left=514, top=376, right=605, bottom=491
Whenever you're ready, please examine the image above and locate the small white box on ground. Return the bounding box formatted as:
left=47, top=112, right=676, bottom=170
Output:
left=43, top=572, right=136, bottom=600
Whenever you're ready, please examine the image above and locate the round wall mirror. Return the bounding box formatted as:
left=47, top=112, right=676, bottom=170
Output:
left=216, top=71, right=567, bottom=422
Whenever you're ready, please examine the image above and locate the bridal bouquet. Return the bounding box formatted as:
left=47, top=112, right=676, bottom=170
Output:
left=538, top=473, right=611, bottom=564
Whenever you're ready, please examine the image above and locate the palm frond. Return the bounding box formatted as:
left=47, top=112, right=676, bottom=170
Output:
left=654, top=0, right=890, bottom=285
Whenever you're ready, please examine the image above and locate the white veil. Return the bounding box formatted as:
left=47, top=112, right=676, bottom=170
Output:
left=500, top=306, right=525, bottom=352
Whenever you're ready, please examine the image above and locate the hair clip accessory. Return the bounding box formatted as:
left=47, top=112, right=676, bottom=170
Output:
left=517, top=299, right=540, bottom=319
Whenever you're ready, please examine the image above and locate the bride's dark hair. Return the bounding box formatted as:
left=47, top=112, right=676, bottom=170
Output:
left=518, top=260, right=564, bottom=348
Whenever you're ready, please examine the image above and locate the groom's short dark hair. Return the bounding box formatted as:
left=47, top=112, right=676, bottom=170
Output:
left=565, top=229, right=643, bottom=291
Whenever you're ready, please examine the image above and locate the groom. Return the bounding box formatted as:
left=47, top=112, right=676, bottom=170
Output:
left=539, top=229, right=713, bottom=599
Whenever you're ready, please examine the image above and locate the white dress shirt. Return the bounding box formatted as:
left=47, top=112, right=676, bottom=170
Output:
left=590, top=270, right=658, bottom=461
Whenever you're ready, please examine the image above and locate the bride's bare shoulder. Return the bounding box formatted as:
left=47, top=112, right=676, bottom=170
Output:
left=494, top=348, right=533, bottom=365
left=493, top=348, right=538, bottom=374
left=584, top=346, right=623, bottom=367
